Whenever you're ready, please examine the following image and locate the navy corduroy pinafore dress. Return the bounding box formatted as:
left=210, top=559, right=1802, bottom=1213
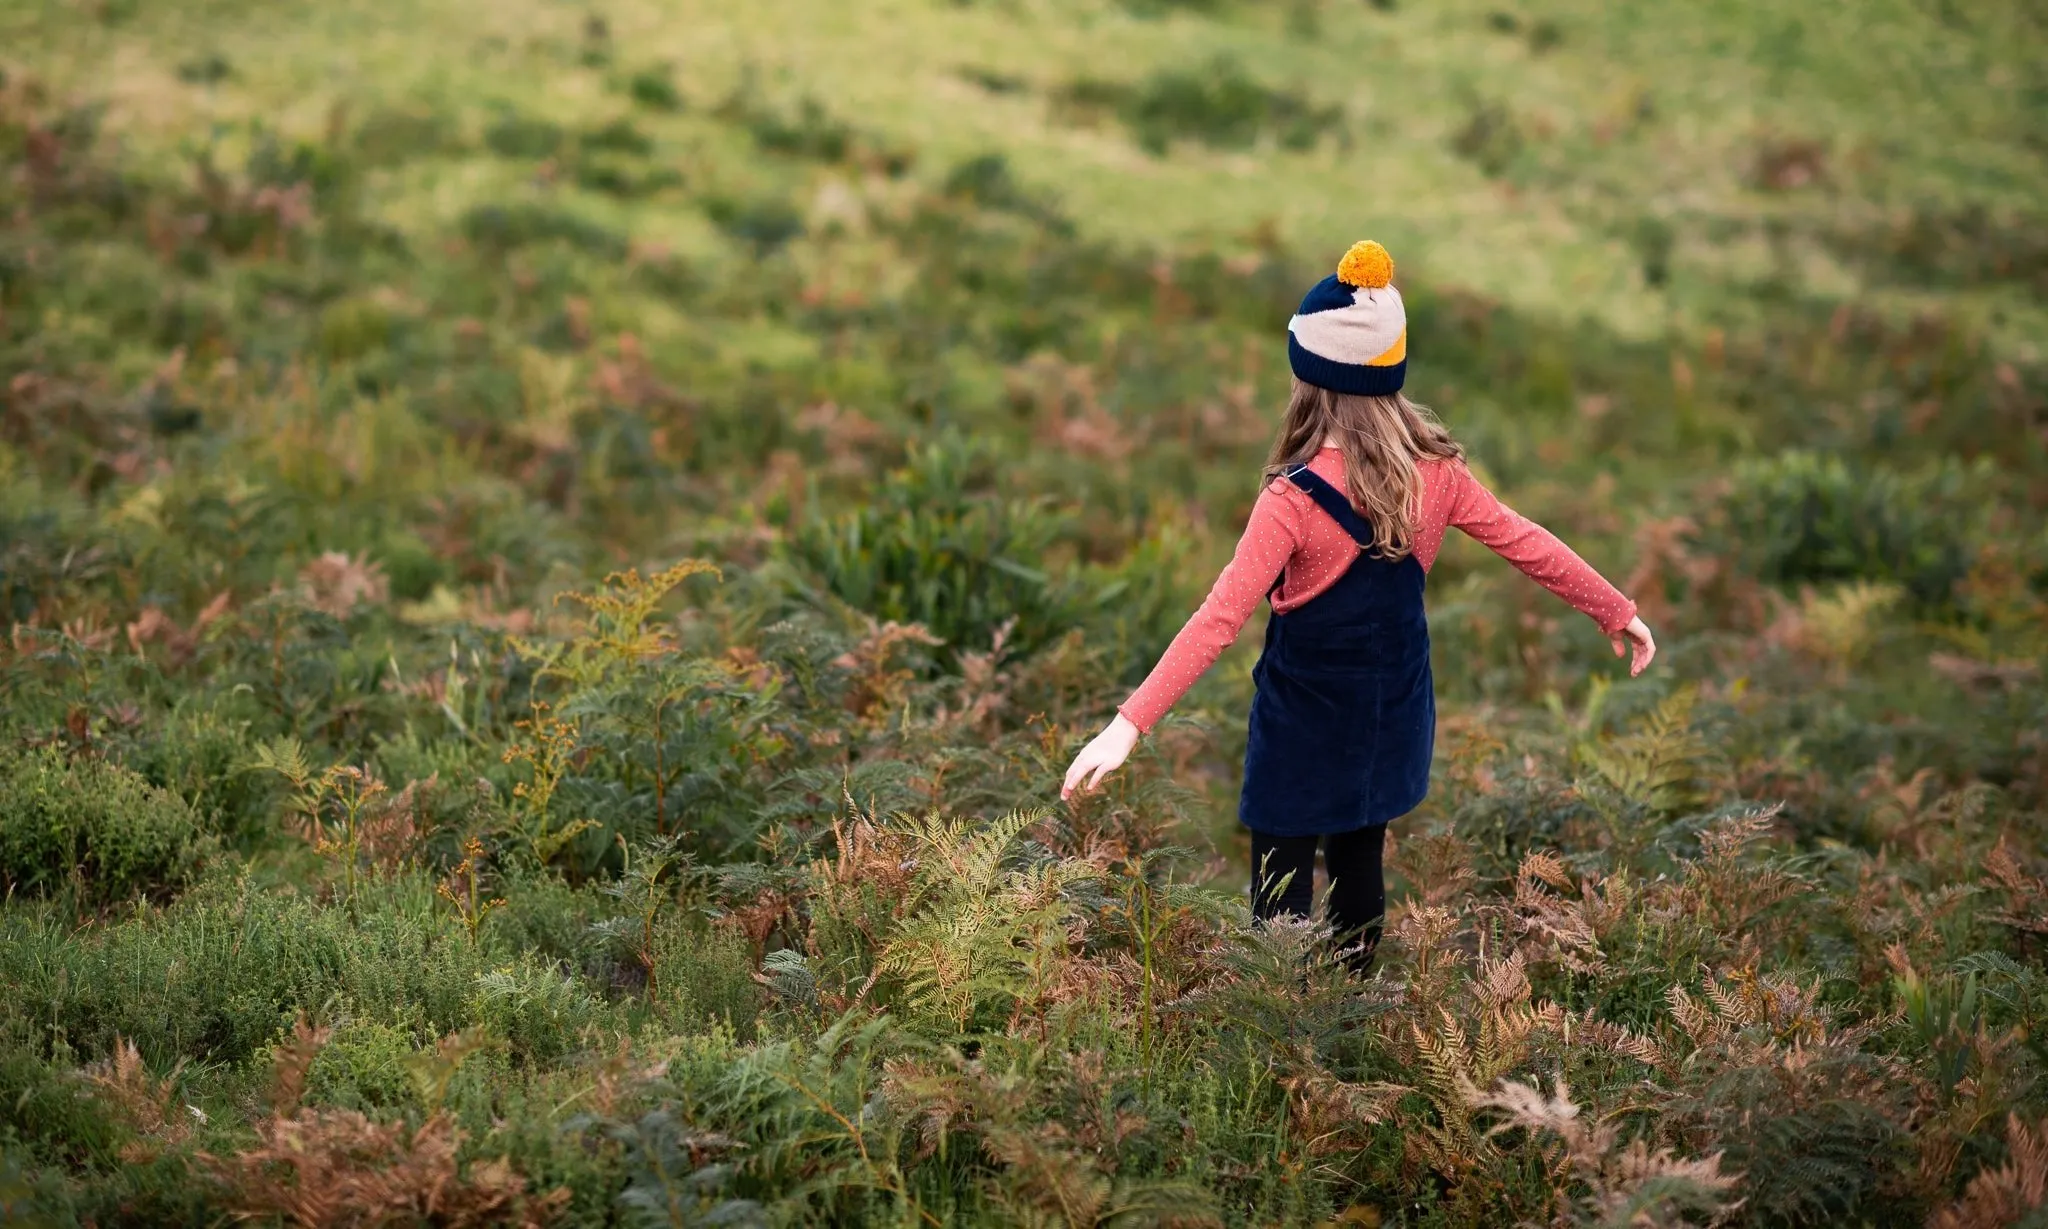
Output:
left=1239, top=466, right=1434, bottom=837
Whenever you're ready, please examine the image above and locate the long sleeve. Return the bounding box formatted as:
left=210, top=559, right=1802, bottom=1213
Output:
left=1117, top=484, right=1305, bottom=733
left=1443, top=461, right=1637, bottom=634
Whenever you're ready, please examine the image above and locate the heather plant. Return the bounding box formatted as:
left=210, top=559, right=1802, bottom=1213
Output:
left=301, top=1020, right=421, bottom=1114
left=0, top=742, right=212, bottom=906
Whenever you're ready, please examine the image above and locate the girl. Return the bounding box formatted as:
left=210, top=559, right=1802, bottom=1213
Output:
left=1060, top=240, right=1656, bottom=970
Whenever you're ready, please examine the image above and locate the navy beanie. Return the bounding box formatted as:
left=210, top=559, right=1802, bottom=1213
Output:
left=1288, top=240, right=1407, bottom=396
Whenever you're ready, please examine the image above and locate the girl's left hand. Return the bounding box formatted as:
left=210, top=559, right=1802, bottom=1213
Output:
left=1061, top=714, right=1141, bottom=799
left=1609, top=616, right=1657, bottom=677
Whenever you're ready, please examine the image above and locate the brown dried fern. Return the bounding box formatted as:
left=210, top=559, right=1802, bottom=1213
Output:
left=1470, top=1076, right=1739, bottom=1228
left=201, top=1017, right=568, bottom=1229
left=84, top=1038, right=193, bottom=1163
left=205, top=1109, right=568, bottom=1229
left=1930, top=1114, right=2048, bottom=1229
left=1983, top=838, right=2048, bottom=936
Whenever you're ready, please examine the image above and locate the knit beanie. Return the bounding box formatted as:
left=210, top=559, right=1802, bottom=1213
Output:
left=1287, top=240, right=1407, bottom=396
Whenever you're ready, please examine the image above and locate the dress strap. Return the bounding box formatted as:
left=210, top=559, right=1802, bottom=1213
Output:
left=1281, top=464, right=1376, bottom=549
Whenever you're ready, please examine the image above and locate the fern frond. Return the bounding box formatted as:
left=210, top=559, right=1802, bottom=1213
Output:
left=1518, top=850, right=1574, bottom=893
left=1931, top=1114, right=2048, bottom=1229
left=1474, top=949, right=1531, bottom=1011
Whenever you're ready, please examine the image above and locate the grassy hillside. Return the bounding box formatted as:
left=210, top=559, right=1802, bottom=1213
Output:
left=2, top=0, right=2047, bottom=1225
left=8, top=0, right=2045, bottom=345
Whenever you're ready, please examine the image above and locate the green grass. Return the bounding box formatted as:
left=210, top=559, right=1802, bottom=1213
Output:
left=6, top=0, right=2042, bottom=349
left=1, top=0, right=2046, bottom=1224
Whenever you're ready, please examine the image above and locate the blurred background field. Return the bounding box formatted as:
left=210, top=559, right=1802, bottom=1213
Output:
left=2, top=1, right=2046, bottom=1225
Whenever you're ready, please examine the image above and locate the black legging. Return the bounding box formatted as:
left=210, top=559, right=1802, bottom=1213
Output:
left=1250, top=826, right=1387, bottom=972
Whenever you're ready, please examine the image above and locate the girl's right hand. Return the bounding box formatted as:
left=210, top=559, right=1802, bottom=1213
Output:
left=1609, top=616, right=1657, bottom=677
left=1061, top=714, right=1141, bottom=799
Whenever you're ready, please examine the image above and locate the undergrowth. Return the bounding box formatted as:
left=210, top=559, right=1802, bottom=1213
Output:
left=2, top=8, right=2047, bottom=1227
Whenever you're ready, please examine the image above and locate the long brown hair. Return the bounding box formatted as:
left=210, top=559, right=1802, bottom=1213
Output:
left=1263, top=378, right=1463, bottom=560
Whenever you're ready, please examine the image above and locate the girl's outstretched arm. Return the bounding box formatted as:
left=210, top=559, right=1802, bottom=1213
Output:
left=1062, top=483, right=1304, bottom=797
left=1445, top=460, right=1656, bottom=675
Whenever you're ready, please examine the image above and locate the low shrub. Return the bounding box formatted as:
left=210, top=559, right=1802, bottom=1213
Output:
left=351, top=105, right=462, bottom=167
left=782, top=437, right=1083, bottom=661
left=626, top=66, right=683, bottom=111
left=941, top=153, right=1070, bottom=232
left=573, top=156, right=682, bottom=199
left=469, top=963, right=608, bottom=1066
left=301, top=1019, right=420, bottom=1113
left=1706, top=450, right=1992, bottom=610
left=317, top=296, right=396, bottom=362
left=745, top=96, right=853, bottom=162
left=120, top=696, right=275, bottom=846
left=650, top=921, right=762, bottom=1035
left=460, top=203, right=630, bottom=259
left=1058, top=57, right=1341, bottom=155
left=1079, top=521, right=1200, bottom=687
left=702, top=193, right=805, bottom=253
left=483, top=110, right=565, bottom=160
left=579, top=117, right=653, bottom=156
left=0, top=745, right=211, bottom=905
left=1119, top=0, right=1225, bottom=14
left=0, top=872, right=623, bottom=1069
left=1451, top=98, right=1525, bottom=177
left=175, top=52, right=233, bottom=85
left=0, top=1023, right=123, bottom=1167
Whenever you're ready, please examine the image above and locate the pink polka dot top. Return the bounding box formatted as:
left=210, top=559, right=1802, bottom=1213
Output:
left=1117, top=447, right=1638, bottom=733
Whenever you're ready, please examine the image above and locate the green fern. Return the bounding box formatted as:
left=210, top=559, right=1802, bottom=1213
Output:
left=875, top=808, right=1103, bottom=1033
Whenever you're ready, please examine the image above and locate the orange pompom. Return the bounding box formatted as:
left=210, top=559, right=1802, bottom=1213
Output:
left=1336, top=240, right=1394, bottom=289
